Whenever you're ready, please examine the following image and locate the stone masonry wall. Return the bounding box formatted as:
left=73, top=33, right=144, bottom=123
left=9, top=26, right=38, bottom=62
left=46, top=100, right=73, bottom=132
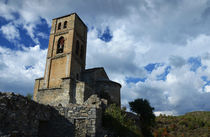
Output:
left=95, top=80, right=121, bottom=106
left=75, top=81, right=95, bottom=104
left=0, top=92, right=104, bottom=137
left=0, top=92, right=74, bottom=137
left=55, top=103, right=102, bottom=137
left=34, top=77, right=73, bottom=107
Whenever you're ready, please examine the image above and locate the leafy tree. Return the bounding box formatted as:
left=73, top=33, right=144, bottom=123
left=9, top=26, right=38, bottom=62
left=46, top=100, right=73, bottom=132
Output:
left=129, top=98, right=155, bottom=137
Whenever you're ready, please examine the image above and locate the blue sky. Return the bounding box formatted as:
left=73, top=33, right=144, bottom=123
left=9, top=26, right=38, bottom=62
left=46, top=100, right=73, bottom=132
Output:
left=0, top=0, right=210, bottom=115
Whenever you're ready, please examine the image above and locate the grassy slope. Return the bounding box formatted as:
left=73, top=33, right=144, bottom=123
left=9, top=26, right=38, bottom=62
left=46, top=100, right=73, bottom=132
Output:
left=153, top=111, right=210, bottom=137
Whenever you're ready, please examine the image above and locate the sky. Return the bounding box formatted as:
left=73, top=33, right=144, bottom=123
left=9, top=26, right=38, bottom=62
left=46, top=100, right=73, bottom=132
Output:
left=0, top=0, right=210, bottom=115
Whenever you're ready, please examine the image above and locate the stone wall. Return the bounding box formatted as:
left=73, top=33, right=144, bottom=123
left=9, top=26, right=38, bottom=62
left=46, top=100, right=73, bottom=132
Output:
left=34, top=77, right=73, bottom=107
left=34, top=77, right=96, bottom=107
left=95, top=80, right=121, bottom=106
left=54, top=103, right=102, bottom=137
left=0, top=92, right=74, bottom=137
left=75, top=81, right=95, bottom=104
left=0, top=92, right=104, bottom=137
left=81, top=68, right=121, bottom=106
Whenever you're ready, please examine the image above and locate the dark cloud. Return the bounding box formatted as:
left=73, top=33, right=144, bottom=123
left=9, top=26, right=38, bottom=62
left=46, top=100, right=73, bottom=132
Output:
left=169, top=56, right=186, bottom=68
left=0, top=62, right=7, bottom=70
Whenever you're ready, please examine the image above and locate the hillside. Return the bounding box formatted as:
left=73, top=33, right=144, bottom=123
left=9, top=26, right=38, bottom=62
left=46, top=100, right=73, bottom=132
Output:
left=153, top=111, right=210, bottom=137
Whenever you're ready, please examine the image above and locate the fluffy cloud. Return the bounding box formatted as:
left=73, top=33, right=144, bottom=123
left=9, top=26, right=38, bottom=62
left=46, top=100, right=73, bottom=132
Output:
left=0, top=45, right=47, bottom=95
left=121, top=61, right=210, bottom=115
left=0, top=0, right=210, bottom=115
left=0, top=23, right=20, bottom=42
left=86, top=27, right=210, bottom=115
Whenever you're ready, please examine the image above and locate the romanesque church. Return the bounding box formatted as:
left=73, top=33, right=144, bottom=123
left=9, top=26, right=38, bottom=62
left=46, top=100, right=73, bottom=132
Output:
left=33, top=13, right=121, bottom=107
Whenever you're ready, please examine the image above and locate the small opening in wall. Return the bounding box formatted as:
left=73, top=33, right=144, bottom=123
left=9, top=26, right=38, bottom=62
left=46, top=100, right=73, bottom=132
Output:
left=58, top=22, right=61, bottom=30
left=76, top=73, right=79, bottom=80
left=80, top=45, right=84, bottom=59
left=76, top=40, right=79, bottom=55
left=63, top=21, right=67, bottom=28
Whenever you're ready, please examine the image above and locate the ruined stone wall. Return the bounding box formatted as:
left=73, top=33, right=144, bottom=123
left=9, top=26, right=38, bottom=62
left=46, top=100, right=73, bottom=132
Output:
left=55, top=104, right=102, bottom=137
left=0, top=92, right=105, bottom=137
left=0, top=92, right=74, bottom=137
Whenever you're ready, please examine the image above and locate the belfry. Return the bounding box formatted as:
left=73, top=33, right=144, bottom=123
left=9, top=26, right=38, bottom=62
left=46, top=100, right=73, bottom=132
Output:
left=33, top=13, right=121, bottom=107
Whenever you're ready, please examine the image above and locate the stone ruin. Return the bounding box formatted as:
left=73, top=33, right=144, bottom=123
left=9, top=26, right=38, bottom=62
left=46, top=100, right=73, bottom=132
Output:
left=0, top=92, right=106, bottom=137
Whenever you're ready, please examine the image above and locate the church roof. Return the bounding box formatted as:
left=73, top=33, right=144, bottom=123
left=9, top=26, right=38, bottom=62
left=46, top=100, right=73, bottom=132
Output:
left=82, top=67, right=109, bottom=81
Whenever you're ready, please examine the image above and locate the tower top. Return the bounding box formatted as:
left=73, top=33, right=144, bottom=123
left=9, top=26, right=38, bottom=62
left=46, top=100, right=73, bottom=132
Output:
left=52, top=13, right=87, bottom=28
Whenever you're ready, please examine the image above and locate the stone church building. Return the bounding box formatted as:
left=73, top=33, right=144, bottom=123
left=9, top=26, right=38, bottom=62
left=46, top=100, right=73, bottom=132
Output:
left=33, top=13, right=121, bottom=107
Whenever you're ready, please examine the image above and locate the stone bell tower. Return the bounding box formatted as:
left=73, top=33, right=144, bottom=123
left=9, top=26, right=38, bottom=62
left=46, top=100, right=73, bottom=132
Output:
left=34, top=13, right=121, bottom=107
left=33, top=13, right=89, bottom=106
left=43, top=13, right=87, bottom=88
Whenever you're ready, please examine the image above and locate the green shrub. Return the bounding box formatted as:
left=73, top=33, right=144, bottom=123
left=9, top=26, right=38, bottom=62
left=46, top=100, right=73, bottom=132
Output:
left=26, top=93, right=33, bottom=100
left=103, top=104, right=142, bottom=137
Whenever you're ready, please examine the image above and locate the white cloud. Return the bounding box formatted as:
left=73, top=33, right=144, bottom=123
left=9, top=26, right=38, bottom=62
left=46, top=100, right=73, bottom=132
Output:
left=204, top=85, right=210, bottom=92
left=0, top=1, right=16, bottom=20
left=121, top=62, right=210, bottom=115
left=37, top=32, right=48, bottom=39
left=0, top=45, right=47, bottom=95
left=0, top=23, right=20, bottom=41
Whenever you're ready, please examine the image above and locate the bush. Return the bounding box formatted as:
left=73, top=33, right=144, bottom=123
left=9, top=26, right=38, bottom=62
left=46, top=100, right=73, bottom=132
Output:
left=103, top=104, right=142, bottom=137
left=26, top=93, right=33, bottom=100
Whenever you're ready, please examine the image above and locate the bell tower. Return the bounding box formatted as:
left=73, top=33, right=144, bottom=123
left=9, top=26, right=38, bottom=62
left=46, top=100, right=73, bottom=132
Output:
left=43, top=13, right=87, bottom=88
left=34, top=13, right=121, bottom=107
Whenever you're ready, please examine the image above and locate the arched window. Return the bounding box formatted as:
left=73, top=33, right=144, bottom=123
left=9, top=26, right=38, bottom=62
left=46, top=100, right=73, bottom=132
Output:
left=57, top=37, right=64, bottom=54
left=58, top=22, right=61, bottom=30
left=63, top=21, right=67, bottom=29
left=76, top=40, right=79, bottom=55
left=80, top=45, right=84, bottom=59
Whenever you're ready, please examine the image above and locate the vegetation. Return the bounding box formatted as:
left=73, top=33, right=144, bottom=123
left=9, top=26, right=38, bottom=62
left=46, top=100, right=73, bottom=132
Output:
left=102, top=98, right=209, bottom=137
left=103, top=104, right=143, bottom=137
left=129, top=99, right=156, bottom=137
left=26, top=93, right=33, bottom=100
left=153, top=111, right=210, bottom=137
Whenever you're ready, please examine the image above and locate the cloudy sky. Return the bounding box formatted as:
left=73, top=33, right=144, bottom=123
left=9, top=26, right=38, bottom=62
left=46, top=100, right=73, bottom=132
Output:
left=1, top=0, right=210, bottom=115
